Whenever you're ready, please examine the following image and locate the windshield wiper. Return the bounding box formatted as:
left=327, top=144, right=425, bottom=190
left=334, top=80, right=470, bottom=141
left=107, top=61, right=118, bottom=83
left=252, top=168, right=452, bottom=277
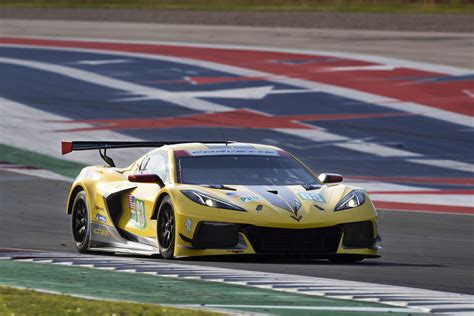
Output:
left=201, top=184, right=237, bottom=191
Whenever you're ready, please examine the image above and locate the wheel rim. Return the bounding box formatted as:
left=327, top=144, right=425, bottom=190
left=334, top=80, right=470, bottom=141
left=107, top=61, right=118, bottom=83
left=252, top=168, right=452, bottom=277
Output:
left=158, top=203, right=174, bottom=251
left=73, top=199, right=88, bottom=244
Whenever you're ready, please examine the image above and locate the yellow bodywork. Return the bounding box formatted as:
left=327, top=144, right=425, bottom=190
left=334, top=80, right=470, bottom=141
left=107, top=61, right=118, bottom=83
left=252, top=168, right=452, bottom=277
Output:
left=66, top=143, right=379, bottom=258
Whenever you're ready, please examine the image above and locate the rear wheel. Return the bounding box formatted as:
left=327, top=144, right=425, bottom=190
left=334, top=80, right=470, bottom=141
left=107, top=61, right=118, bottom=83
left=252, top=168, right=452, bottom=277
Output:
left=157, top=196, right=175, bottom=259
left=71, top=191, right=90, bottom=253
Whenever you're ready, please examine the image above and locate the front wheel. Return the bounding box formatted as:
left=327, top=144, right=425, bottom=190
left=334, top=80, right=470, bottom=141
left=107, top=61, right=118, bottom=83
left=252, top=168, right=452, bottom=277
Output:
left=71, top=191, right=90, bottom=253
left=157, top=196, right=175, bottom=259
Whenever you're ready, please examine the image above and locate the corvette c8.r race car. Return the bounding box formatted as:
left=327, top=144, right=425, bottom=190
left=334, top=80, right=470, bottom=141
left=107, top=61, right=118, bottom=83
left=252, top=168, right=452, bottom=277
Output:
left=62, top=141, right=381, bottom=263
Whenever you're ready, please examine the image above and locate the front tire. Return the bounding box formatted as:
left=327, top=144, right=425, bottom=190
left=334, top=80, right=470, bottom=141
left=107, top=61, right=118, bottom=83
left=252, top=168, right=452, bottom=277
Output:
left=71, top=191, right=90, bottom=253
left=157, top=196, right=175, bottom=259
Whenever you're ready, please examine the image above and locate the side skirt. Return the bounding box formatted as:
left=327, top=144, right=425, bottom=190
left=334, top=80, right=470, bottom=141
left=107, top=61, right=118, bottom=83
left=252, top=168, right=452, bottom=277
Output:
left=89, top=222, right=159, bottom=255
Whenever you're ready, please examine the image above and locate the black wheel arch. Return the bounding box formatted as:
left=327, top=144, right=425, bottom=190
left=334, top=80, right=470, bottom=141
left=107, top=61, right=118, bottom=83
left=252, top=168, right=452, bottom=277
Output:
left=67, top=185, right=86, bottom=215
left=151, top=192, right=170, bottom=220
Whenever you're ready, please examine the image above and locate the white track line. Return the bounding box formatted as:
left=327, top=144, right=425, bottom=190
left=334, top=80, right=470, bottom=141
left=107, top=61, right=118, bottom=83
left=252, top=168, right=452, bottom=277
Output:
left=0, top=57, right=425, bottom=161
left=0, top=96, right=147, bottom=166
left=0, top=165, right=72, bottom=182
left=1, top=40, right=472, bottom=128
left=0, top=37, right=474, bottom=172
left=408, top=159, right=474, bottom=173
left=179, top=304, right=417, bottom=313
left=0, top=57, right=232, bottom=112
left=5, top=35, right=472, bottom=75
left=275, top=128, right=421, bottom=157
left=369, top=193, right=473, bottom=207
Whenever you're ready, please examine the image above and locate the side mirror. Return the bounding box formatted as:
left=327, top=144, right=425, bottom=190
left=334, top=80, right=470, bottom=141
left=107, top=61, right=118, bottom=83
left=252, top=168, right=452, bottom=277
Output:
left=318, top=173, right=343, bottom=184
left=128, top=173, right=165, bottom=188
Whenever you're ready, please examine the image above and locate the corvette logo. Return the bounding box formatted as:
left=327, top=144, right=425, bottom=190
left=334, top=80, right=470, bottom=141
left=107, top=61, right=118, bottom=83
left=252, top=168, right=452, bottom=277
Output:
left=93, top=228, right=110, bottom=237
left=290, top=198, right=303, bottom=222
left=290, top=215, right=303, bottom=222
left=292, top=198, right=301, bottom=215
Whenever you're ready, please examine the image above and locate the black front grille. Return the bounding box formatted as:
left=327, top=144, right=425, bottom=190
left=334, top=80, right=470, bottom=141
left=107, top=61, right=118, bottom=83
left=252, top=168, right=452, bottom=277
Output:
left=244, top=226, right=342, bottom=254
left=342, top=221, right=374, bottom=248
left=193, top=222, right=239, bottom=249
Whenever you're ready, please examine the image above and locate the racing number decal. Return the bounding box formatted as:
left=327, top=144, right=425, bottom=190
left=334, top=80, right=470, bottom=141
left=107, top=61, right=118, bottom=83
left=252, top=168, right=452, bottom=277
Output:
left=298, top=192, right=326, bottom=203
left=135, top=199, right=146, bottom=229
left=128, top=194, right=147, bottom=229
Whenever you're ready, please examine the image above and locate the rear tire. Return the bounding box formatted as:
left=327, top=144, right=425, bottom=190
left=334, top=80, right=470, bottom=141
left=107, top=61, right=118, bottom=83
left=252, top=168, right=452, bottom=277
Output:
left=71, top=191, right=90, bottom=253
left=157, top=196, right=175, bottom=259
left=329, top=255, right=364, bottom=264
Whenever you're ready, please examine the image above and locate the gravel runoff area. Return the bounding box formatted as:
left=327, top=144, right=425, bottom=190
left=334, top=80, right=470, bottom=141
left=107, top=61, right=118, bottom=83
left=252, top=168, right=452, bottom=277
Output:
left=0, top=8, right=473, bottom=33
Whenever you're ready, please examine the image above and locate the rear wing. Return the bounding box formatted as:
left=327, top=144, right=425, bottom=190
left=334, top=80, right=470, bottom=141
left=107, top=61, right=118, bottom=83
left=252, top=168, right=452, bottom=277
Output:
left=61, top=140, right=233, bottom=167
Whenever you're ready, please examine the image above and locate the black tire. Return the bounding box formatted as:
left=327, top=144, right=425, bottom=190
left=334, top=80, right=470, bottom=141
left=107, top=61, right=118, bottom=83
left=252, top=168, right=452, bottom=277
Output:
left=71, top=191, right=90, bottom=253
left=157, top=196, right=175, bottom=259
left=329, top=255, right=364, bottom=264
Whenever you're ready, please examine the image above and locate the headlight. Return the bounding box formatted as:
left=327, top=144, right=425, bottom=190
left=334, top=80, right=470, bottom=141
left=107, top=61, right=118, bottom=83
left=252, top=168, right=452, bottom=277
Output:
left=181, top=190, right=246, bottom=212
left=335, top=190, right=366, bottom=211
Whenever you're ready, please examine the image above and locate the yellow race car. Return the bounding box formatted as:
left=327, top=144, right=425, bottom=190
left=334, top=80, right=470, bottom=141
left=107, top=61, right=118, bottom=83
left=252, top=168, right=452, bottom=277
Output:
left=62, top=141, right=380, bottom=263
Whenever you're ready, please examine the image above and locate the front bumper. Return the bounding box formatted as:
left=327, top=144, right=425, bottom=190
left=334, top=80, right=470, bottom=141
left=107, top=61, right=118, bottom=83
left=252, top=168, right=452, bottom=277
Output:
left=176, top=220, right=380, bottom=258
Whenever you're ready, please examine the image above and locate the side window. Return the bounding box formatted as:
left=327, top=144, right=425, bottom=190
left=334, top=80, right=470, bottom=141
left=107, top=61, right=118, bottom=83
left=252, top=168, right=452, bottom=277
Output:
left=141, top=151, right=169, bottom=182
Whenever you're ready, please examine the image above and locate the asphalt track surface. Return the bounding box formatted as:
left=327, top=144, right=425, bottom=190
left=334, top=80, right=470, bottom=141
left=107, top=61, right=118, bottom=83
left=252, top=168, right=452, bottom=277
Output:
left=0, top=31, right=473, bottom=296
left=2, top=19, right=473, bottom=68
left=1, top=170, right=473, bottom=295
left=1, top=8, right=473, bottom=32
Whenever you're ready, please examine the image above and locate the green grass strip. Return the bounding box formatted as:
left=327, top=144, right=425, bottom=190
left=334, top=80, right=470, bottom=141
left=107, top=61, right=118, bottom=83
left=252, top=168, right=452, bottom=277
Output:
left=0, top=286, right=219, bottom=316
left=0, top=0, right=473, bottom=14
left=0, top=143, right=85, bottom=178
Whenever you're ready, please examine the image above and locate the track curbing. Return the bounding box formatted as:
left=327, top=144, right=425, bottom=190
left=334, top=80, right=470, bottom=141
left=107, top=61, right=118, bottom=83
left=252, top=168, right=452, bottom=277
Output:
left=0, top=249, right=472, bottom=315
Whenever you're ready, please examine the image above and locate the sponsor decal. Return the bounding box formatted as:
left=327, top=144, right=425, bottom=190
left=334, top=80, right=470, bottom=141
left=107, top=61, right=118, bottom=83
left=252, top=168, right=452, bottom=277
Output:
left=256, top=204, right=263, bottom=213
left=298, top=192, right=326, bottom=203
left=225, top=192, right=259, bottom=202
left=95, top=206, right=105, bottom=213
left=239, top=195, right=260, bottom=203
left=128, top=194, right=146, bottom=229
left=94, top=213, right=107, bottom=223
left=93, top=228, right=109, bottom=237
left=185, top=218, right=192, bottom=233
left=187, top=148, right=279, bottom=157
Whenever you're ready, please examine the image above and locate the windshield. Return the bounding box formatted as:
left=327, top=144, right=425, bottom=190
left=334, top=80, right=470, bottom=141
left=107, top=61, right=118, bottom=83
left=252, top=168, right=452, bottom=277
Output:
left=176, top=154, right=318, bottom=185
